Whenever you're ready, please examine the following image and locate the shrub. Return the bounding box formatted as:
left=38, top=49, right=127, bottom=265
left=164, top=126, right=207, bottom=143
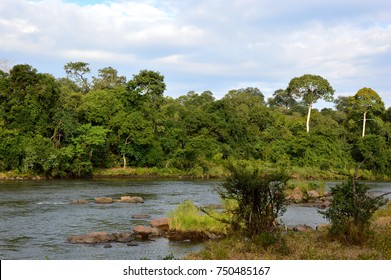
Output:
left=219, top=160, right=290, bottom=237
left=319, top=179, right=388, bottom=244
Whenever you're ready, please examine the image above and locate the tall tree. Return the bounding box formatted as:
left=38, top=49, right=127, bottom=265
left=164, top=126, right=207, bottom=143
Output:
left=64, top=62, right=91, bottom=93
left=287, top=74, right=334, bottom=133
left=127, top=69, right=166, bottom=109
left=352, top=87, right=385, bottom=138
left=92, top=67, right=126, bottom=90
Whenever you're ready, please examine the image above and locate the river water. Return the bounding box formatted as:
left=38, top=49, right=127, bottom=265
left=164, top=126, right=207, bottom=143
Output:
left=0, top=178, right=390, bottom=260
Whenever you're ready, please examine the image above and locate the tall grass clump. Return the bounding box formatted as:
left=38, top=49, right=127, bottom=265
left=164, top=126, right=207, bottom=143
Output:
left=168, top=200, right=227, bottom=234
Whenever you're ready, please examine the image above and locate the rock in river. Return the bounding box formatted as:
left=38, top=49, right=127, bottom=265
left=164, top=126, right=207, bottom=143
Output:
left=94, top=197, right=113, bottom=204
left=118, top=196, right=144, bottom=203
left=150, top=218, right=170, bottom=231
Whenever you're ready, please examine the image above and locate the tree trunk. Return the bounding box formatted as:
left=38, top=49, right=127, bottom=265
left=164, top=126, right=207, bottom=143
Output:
left=122, top=154, right=127, bottom=169
left=306, top=102, right=312, bottom=133
left=362, top=111, right=367, bottom=138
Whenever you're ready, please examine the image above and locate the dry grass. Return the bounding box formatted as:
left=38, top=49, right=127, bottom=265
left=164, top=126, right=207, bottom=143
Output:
left=185, top=203, right=391, bottom=260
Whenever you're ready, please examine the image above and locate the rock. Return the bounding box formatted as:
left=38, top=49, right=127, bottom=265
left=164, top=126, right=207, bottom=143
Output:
left=104, top=244, right=112, bottom=248
left=321, top=200, right=332, bottom=208
left=307, top=190, right=320, bottom=198
left=119, top=196, right=144, bottom=203
left=166, top=230, right=222, bottom=242
left=133, top=225, right=152, bottom=239
left=67, top=231, right=134, bottom=244
left=113, top=231, right=134, bottom=242
left=71, top=199, right=88, bottom=204
left=132, top=214, right=151, bottom=219
left=150, top=218, right=170, bottom=231
left=150, top=228, right=162, bottom=237
left=293, top=224, right=313, bottom=232
left=94, top=197, right=113, bottom=204
left=67, top=232, right=116, bottom=244
left=286, top=188, right=304, bottom=203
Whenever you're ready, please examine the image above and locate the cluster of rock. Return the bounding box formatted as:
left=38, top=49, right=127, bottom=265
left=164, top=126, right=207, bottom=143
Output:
left=71, top=196, right=144, bottom=205
left=286, top=223, right=331, bottom=232
left=67, top=231, right=134, bottom=244
left=286, top=188, right=332, bottom=209
left=67, top=217, right=171, bottom=244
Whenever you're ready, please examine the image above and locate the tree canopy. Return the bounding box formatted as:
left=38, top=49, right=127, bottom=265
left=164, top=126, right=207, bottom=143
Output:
left=287, top=74, right=335, bottom=133
left=0, top=63, right=390, bottom=179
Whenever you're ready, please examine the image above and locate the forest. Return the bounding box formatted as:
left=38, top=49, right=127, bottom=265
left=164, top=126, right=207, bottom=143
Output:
left=0, top=62, right=391, bottom=179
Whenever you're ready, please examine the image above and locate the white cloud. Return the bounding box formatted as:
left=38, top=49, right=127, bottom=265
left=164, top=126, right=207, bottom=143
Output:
left=1, top=0, right=391, bottom=106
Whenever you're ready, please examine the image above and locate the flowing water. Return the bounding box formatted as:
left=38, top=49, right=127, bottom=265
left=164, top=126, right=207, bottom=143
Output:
left=0, top=178, right=390, bottom=260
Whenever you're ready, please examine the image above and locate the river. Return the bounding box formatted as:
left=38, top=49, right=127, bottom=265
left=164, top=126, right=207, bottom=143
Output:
left=0, top=178, right=390, bottom=260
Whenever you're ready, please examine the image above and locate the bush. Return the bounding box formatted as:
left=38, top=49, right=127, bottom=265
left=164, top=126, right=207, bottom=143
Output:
left=219, top=160, right=290, bottom=237
left=319, top=179, right=388, bottom=244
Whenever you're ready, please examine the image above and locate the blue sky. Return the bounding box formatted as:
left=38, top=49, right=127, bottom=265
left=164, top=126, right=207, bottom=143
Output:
left=1, top=0, right=391, bottom=108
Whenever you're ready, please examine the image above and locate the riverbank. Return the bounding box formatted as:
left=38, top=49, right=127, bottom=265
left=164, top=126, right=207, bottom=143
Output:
left=2, top=165, right=390, bottom=181
left=185, top=203, right=391, bottom=260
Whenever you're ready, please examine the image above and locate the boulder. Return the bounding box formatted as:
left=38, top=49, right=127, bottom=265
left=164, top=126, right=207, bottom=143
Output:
left=150, top=218, right=170, bottom=231
left=133, top=225, right=152, bottom=239
left=286, top=188, right=304, bottom=203
left=307, top=190, right=320, bottom=199
left=293, top=224, right=313, bottom=232
left=67, top=232, right=116, bottom=244
left=119, top=196, right=144, bottom=203
left=132, top=214, right=151, bottom=219
left=67, top=231, right=134, bottom=244
left=113, top=231, right=134, bottom=242
left=94, top=197, right=113, bottom=204
left=71, top=199, right=88, bottom=204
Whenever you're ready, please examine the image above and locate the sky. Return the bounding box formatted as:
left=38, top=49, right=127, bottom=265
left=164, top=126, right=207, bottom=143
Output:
left=1, top=0, right=391, bottom=108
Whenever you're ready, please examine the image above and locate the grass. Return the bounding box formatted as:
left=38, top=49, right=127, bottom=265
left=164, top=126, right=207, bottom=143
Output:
left=168, top=200, right=228, bottom=234
left=185, top=202, right=391, bottom=260
left=0, top=170, right=43, bottom=180
left=93, top=166, right=188, bottom=178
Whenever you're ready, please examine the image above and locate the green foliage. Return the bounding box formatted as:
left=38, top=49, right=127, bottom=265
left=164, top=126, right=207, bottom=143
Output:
left=319, top=179, right=388, bottom=244
left=220, top=160, right=290, bottom=236
left=1, top=62, right=391, bottom=180
left=287, top=74, right=335, bottom=104
left=287, top=74, right=334, bottom=133
left=64, top=61, right=90, bottom=93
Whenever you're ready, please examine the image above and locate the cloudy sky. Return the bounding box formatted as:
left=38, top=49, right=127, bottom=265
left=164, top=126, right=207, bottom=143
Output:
left=1, top=0, right=391, bottom=108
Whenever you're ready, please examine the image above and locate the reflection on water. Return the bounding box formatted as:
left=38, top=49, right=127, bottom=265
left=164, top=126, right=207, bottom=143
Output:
left=0, top=179, right=390, bottom=260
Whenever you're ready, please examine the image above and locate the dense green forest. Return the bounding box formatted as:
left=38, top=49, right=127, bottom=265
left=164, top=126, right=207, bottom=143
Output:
left=1, top=62, right=391, bottom=178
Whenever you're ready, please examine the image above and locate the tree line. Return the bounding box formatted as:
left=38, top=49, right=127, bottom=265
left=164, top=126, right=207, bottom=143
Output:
left=0, top=62, right=390, bottom=178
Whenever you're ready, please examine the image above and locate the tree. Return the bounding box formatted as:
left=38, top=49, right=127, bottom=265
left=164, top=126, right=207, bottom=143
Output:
left=267, top=89, right=297, bottom=109
left=4, top=65, right=61, bottom=136
left=352, top=87, right=384, bottom=138
left=287, top=74, right=334, bottom=133
left=92, top=67, right=126, bottom=90
left=127, top=69, right=166, bottom=110
left=64, top=62, right=91, bottom=93
left=110, top=111, right=154, bottom=168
